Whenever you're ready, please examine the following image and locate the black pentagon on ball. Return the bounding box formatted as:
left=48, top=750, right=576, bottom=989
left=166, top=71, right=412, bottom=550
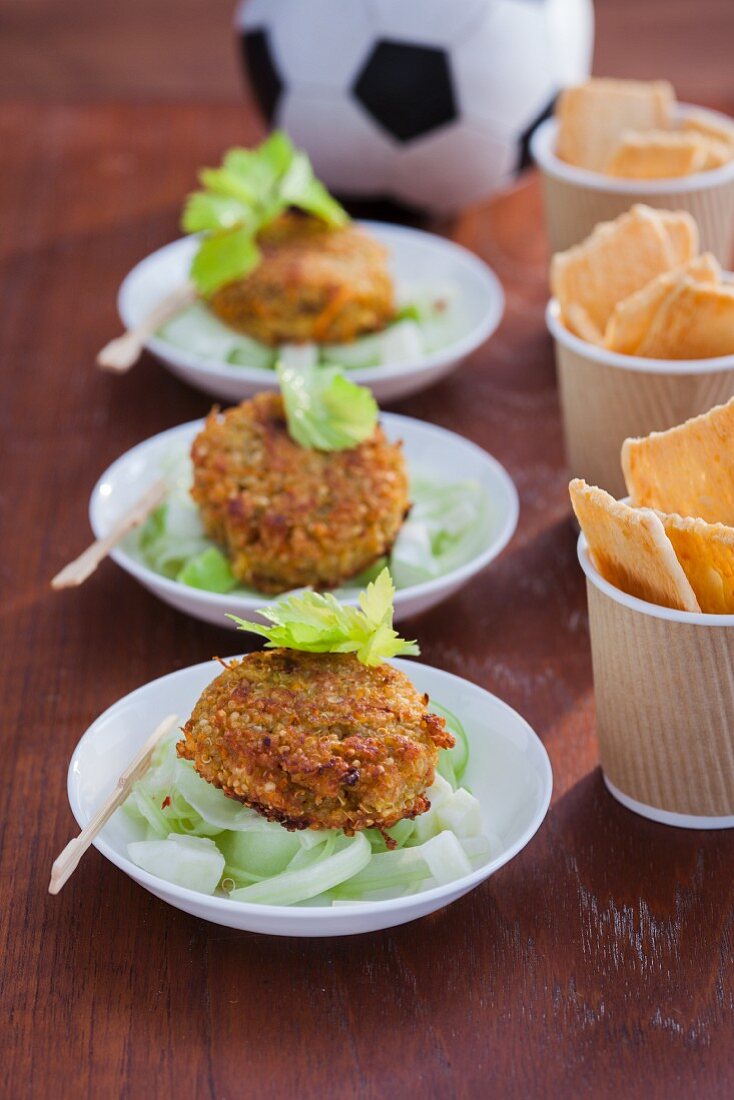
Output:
left=353, top=39, right=457, bottom=143
left=517, top=94, right=558, bottom=172
left=240, top=29, right=283, bottom=123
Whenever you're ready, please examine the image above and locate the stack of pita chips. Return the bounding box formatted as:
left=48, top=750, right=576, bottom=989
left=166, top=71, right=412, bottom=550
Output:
left=570, top=398, right=734, bottom=613
left=551, top=204, right=734, bottom=358
left=556, top=78, right=734, bottom=179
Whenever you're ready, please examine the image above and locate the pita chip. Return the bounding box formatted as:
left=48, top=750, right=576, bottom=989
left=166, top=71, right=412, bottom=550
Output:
left=551, top=205, right=694, bottom=337
left=657, top=512, right=734, bottom=613
left=556, top=78, right=675, bottom=172
left=657, top=210, right=700, bottom=265
left=604, top=253, right=720, bottom=355
left=569, top=478, right=700, bottom=611
left=680, top=112, right=734, bottom=151
left=634, top=279, right=734, bottom=359
left=606, top=130, right=709, bottom=179
left=622, top=397, right=734, bottom=523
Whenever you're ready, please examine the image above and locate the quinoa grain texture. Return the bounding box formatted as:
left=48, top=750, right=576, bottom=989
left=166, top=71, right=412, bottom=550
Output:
left=191, top=392, right=410, bottom=593
left=208, top=213, right=394, bottom=345
left=177, top=651, right=454, bottom=835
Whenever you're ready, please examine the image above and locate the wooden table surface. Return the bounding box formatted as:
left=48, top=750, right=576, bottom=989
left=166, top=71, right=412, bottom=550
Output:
left=5, top=0, right=734, bottom=104
left=3, top=101, right=734, bottom=1099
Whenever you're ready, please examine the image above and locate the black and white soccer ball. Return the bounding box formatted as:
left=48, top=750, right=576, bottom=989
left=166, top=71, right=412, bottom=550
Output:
left=235, top=0, right=593, bottom=214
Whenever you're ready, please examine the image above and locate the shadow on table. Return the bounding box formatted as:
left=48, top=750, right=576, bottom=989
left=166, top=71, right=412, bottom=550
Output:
left=41, top=767, right=734, bottom=1097
left=407, top=513, right=593, bottom=751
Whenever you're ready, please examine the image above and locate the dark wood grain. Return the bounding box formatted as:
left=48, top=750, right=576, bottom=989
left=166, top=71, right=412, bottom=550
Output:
left=3, top=101, right=734, bottom=1100
left=3, top=0, right=734, bottom=105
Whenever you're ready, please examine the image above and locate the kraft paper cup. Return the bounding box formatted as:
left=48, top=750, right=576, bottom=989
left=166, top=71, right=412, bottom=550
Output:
left=530, top=104, right=734, bottom=263
left=578, top=531, right=734, bottom=827
left=547, top=299, right=734, bottom=497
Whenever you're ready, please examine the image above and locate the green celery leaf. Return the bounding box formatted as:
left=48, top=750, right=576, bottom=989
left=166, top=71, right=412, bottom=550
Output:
left=139, top=503, right=168, bottom=552
left=177, top=547, right=237, bottom=594
left=392, top=303, right=421, bottom=324
left=254, top=130, right=297, bottom=171
left=224, top=132, right=295, bottom=195
left=227, top=567, right=419, bottom=667
left=280, top=150, right=348, bottom=226
left=199, top=165, right=259, bottom=206
left=358, top=566, right=394, bottom=625
left=277, top=363, right=378, bottom=451
left=185, top=132, right=349, bottom=295
left=190, top=226, right=261, bottom=296
left=182, top=192, right=256, bottom=234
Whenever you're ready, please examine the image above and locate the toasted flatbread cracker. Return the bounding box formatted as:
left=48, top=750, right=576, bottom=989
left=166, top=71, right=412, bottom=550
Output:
left=700, top=137, right=734, bottom=169
left=656, top=512, right=734, bottom=613
left=657, top=210, right=699, bottom=266
left=569, top=479, right=701, bottom=611
left=556, top=78, right=675, bottom=172
left=680, top=113, right=734, bottom=150
left=604, top=253, right=720, bottom=355
left=564, top=303, right=604, bottom=345
left=634, top=278, right=734, bottom=359
left=551, top=205, right=691, bottom=336
left=606, top=130, right=708, bottom=179
left=622, top=397, right=734, bottom=523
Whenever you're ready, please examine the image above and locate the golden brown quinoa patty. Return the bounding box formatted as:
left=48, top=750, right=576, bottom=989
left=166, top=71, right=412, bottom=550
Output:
left=190, top=392, right=410, bottom=594
left=177, top=650, right=454, bottom=835
left=207, top=213, right=395, bottom=345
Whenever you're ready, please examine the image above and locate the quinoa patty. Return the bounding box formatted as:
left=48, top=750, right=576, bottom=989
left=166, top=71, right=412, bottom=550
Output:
left=190, top=392, right=410, bottom=594
left=177, top=650, right=454, bottom=835
left=208, top=213, right=395, bottom=345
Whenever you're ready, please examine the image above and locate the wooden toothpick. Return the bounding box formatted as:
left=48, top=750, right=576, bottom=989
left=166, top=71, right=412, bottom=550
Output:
left=96, top=281, right=196, bottom=372
left=51, top=478, right=167, bottom=590
left=49, top=713, right=180, bottom=895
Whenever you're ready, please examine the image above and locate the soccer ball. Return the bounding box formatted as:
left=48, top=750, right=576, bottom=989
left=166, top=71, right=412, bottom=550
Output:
left=235, top=0, right=594, bottom=214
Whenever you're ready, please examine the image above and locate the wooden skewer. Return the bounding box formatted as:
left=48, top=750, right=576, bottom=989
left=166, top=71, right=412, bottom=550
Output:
left=96, top=281, right=197, bottom=372
left=51, top=478, right=167, bottom=590
left=49, top=713, right=180, bottom=895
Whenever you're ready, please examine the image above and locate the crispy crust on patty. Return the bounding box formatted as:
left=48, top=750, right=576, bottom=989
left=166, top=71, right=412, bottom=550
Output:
left=207, top=213, right=395, bottom=345
left=177, top=650, right=454, bottom=834
left=190, top=392, right=410, bottom=594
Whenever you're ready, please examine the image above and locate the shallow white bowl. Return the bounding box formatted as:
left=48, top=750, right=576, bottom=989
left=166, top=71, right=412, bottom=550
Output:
left=67, top=657, right=552, bottom=936
left=89, top=412, right=519, bottom=629
left=118, top=221, right=505, bottom=403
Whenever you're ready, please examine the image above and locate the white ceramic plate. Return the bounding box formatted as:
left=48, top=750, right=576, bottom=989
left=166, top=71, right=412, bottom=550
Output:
left=89, top=412, right=519, bottom=628
left=67, top=657, right=552, bottom=936
left=118, top=222, right=505, bottom=403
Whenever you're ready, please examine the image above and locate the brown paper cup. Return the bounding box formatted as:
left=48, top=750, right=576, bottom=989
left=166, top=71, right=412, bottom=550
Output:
left=578, top=533, right=734, bottom=827
left=548, top=300, right=734, bottom=497
left=530, top=106, right=734, bottom=264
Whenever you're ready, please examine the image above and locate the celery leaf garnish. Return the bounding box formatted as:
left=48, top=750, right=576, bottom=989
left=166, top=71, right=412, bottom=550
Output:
left=227, top=568, right=419, bottom=667
left=183, top=132, right=349, bottom=296
left=277, top=363, right=378, bottom=451
left=190, top=227, right=261, bottom=297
